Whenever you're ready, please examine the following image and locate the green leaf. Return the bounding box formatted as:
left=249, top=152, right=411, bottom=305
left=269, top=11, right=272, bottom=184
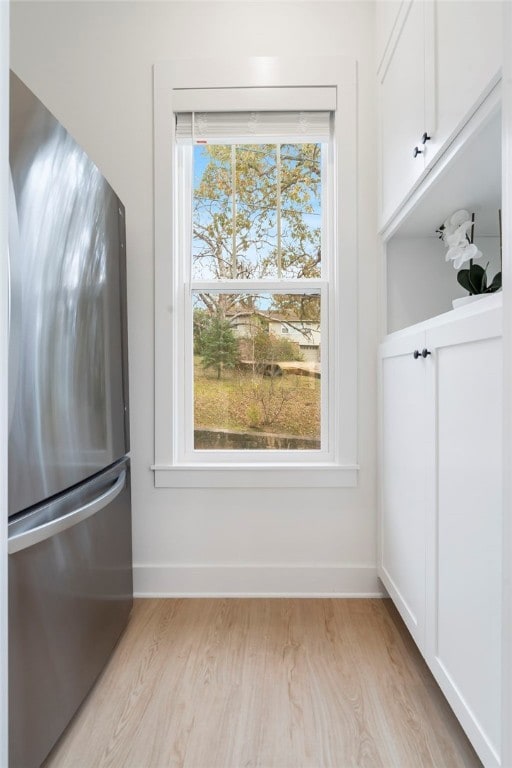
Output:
left=457, top=269, right=472, bottom=292
left=468, top=263, right=487, bottom=294
left=487, top=271, right=502, bottom=293
left=469, top=262, right=485, bottom=277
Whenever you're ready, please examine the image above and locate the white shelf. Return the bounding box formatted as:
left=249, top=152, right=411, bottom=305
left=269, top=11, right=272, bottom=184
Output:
left=384, top=94, right=502, bottom=335
left=384, top=290, right=502, bottom=343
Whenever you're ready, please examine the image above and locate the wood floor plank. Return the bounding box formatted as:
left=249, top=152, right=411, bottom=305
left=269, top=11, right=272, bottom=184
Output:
left=42, top=599, right=482, bottom=768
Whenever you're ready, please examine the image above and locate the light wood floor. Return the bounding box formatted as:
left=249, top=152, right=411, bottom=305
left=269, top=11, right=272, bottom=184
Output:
left=43, top=599, right=482, bottom=768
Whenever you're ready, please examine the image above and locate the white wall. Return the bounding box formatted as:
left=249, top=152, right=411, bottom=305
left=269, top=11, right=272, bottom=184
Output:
left=1, top=0, right=9, bottom=760
left=10, top=1, right=380, bottom=595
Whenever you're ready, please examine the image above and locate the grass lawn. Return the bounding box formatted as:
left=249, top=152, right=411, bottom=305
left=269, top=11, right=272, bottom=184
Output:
left=194, top=357, right=321, bottom=439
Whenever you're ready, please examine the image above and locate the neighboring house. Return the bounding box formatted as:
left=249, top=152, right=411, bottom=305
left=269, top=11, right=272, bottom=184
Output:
left=228, top=310, right=321, bottom=363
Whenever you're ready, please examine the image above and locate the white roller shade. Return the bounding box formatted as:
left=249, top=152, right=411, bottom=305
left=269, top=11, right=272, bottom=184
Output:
left=175, top=111, right=332, bottom=145
left=172, top=86, right=336, bottom=113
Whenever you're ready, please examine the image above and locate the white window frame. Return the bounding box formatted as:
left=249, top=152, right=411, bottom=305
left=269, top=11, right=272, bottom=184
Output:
left=153, top=57, right=358, bottom=488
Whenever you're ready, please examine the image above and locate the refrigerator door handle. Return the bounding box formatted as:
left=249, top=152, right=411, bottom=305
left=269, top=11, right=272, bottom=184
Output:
left=8, top=470, right=126, bottom=555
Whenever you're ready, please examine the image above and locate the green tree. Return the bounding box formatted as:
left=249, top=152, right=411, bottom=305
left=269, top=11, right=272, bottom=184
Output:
left=193, top=308, right=210, bottom=355
left=253, top=330, right=302, bottom=364
left=200, top=317, right=239, bottom=380
left=192, top=143, right=322, bottom=321
left=270, top=293, right=321, bottom=325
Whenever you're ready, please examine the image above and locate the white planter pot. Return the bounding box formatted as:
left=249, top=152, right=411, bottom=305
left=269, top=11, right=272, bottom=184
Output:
left=452, top=294, right=495, bottom=309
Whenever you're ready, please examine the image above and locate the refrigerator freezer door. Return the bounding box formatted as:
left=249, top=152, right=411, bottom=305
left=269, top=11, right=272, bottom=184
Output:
left=8, top=459, right=133, bottom=768
left=8, top=72, right=129, bottom=515
left=8, top=468, right=126, bottom=554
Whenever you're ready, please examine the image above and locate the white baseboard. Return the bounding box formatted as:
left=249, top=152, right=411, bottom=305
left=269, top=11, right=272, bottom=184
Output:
left=133, top=563, right=385, bottom=597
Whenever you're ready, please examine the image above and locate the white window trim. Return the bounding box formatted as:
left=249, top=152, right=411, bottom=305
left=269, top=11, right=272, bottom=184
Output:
left=153, top=56, right=359, bottom=488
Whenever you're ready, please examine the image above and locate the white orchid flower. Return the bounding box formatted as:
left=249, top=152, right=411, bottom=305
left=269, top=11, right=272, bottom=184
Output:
left=441, top=209, right=472, bottom=244
left=446, top=242, right=482, bottom=269
left=443, top=209, right=470, bottom=230
left=449, top=209, right=471, bottom=227
left=442, top=209, right=471, bottom=238
left=445, top=220, right=474, bottom=247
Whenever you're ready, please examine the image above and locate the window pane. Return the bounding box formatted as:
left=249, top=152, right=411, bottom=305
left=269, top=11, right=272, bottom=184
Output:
left=192, top=145, right=233, bottom=280
left=192, top=143, right=322, bottom=280
left=192, top=292, right=321, bottom=450
left=235, top=145, right=277, bottom=279
left=280, top=144, right=322, bottom=279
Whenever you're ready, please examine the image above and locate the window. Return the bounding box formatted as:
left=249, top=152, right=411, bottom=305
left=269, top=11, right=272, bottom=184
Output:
left=153, top=58, right=358, bottom=487
left=177, top=117, right=329, bottom=456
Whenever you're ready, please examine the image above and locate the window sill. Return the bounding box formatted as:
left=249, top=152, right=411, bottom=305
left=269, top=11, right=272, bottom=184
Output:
left=151, top=464, right=359, bottom=488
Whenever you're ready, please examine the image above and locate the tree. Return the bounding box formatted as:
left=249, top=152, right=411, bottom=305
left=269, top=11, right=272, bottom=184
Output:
left=242, top=374, right=296, bottom=429
left=192, top=143, right=322, bottom=322
left=193, top=308, right=211, bottom=355
left=252, top=330, right=302, bottom=365
left=200, top=317, right=239, bottom=380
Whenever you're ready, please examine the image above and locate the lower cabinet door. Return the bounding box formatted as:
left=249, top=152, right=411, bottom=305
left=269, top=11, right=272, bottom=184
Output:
left=426, top=308, right=502, bottom=768
left=379, top=330, right=428, bottom=651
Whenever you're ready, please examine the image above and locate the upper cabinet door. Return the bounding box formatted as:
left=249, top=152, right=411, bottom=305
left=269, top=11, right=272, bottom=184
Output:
left=379, top=1, right=433, bottom=225
left=434, top=1, right=503, bottom=157
left=378, top=0, right=503, bottom=230
left=375, top=0, right=404, bottom=75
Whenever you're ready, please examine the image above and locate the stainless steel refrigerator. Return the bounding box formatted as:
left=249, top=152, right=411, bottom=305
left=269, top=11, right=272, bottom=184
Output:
left=7, top=72, right=133, bottom=768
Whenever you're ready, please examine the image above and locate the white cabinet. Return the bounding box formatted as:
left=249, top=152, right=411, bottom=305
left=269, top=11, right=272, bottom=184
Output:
left=378, top=0, right=503, bottom=228
left=435, top=1, right=502, bottom=155
left=375, top=0, right=403, bottom=74
left=379, top=0, right=434, bottom=224
left=379, top=298, right=503, bottom=767
left=379, top=329, right=429, bottom=652
left=378, top=4, right=506, bottom=763
left=426, top=307, right=502, bottom=768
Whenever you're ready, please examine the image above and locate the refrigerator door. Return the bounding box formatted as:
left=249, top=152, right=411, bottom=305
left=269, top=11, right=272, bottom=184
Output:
left=8, top=459, right=133, bottom=768
left=8, top=72, right=129, bottom=516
